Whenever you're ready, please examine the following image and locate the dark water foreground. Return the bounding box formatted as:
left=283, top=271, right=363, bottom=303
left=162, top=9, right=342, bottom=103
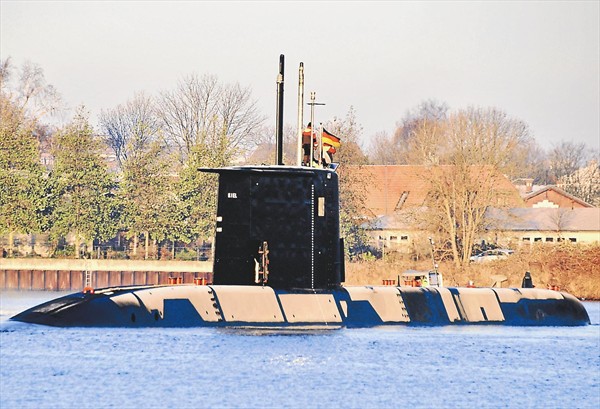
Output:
left=1, top=291, right=599, bottom=409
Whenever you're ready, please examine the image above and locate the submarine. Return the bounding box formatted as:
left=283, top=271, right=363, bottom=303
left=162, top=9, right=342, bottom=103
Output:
left=12, top=56, right=590, bottom=328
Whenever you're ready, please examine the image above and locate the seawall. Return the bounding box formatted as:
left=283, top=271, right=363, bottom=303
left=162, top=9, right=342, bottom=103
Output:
left=0, top=259, right=213, bottom=291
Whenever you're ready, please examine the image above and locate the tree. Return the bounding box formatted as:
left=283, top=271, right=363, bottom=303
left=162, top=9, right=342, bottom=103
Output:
left=368, top=131, right=396, bottom=165
left=512, top=139, right=547, bottom=184
left=547, top=141, right=588, bottom=182
left=394, top=100, right=449, bottom=163
left=243, top=124, right=298, bottom=165
left=0, top=58, right=58, bottom=255
left=156, top=74, right=265, bottom=164
left=50, top=108, right=119, bottom=258
left=326, top=106, right=369, bottom=166
left=415, top=107, right=532, bottom=267
left=119, top=141, right=173, bottom=259
left=546, top=141, right=599, bottom=205
left=0, top=58, right=62, bottom=122
left=369, top=99, right=541, bottom=182
left=172, top=144, right=222, bottom=247
left=325, top=107, right=371, bottom=258
left=0, top=100, right=52, bottom=255
left=98, top=92, right=160, bottom=170
left=369, top=100, right=449, bottom=165
left=559, top=159, right=600, bottom=206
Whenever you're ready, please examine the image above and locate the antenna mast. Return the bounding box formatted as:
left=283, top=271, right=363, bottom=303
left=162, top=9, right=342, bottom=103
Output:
left=306, top=92, right=325, bottom=166
left=296, top=62, right=304, bottom=166
left=275, top=54, right=285, bottom=165
left=428, top=237, right=439, bottom=273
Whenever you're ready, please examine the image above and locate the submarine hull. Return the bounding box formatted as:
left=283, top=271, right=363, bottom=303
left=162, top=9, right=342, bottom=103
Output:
left=11, top=285, right=590, bottom=327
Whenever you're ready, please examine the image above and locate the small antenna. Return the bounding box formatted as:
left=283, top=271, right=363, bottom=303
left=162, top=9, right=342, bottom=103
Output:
left=428, top=237, right=438, bottom=273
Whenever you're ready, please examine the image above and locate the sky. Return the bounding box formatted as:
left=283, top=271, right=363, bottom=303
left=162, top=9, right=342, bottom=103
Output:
left=1, top=1, right=599, bottom=153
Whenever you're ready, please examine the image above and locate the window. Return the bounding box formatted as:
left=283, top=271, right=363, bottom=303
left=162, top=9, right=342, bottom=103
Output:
left=534, top=237, right=542, bottom=242
left=395, top=191, right=409, bottom=210
left=523, top=237, right=531, bottom=242
left=400, top=236, right=408, bottom=241
left=545, top=237, right=554, bottom=242
left=569, top=238, right=577, bottom=243
left=390, top=236, right=398, bottom=241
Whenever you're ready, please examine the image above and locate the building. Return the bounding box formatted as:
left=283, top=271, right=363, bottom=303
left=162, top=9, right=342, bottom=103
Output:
left=513, top=178, right=594, bottom=209
left=353, top=165, right=524, bottom=253
left=357, top=165, right=523, bottom=218
left=353, top=165, right=598, bottom=254
left=483, top=207, right=600, bottom=246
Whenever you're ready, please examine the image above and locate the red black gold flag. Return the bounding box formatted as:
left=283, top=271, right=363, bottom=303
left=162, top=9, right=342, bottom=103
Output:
left=322, top=128, right=341, bottom=148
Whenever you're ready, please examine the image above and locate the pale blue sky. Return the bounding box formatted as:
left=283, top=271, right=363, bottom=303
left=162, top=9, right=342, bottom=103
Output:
left=1, top=1, right=598, bottom=151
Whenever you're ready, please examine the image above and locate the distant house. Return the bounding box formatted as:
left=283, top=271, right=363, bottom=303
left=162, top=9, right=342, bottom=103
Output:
left=483, top=207, right=600, bottom=246
left=513, top=178, right=593, bottom=209
left=353, top=165, right=599, bottom=253
left=351, top=165, right=524, bottom=252
left=362, top=210, right=427, bottom=254
left=558, top=160, right=600, bottom=207
left=356, top=165, right=524, bottom=218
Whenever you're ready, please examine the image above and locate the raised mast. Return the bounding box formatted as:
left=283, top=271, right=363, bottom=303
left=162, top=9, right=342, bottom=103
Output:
left=275, top=54, right=285, bottom=165
left=296, top=62, right=304, bottom=166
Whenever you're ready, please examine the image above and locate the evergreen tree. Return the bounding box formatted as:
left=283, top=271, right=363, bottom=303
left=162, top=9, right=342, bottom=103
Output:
left=0, top=82, right=52, bottom=256
left=173, top=144, right=222, bottom=247
left=119, top=141, right=173, bottom=259
left=50, top=108, right=119, bottom=257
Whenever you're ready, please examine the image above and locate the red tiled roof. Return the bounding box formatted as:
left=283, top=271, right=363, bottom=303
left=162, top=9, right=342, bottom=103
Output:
left=344, top=165, right=524, bottom=217
left=356, top=165, right=430, bottom=217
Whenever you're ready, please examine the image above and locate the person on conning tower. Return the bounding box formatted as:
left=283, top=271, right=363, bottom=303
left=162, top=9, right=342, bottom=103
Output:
left=302, top=123, right=314, bottom=166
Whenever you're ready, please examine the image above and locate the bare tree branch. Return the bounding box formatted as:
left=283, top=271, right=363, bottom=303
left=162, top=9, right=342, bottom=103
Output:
left=99, top=92, right=160, bottom=169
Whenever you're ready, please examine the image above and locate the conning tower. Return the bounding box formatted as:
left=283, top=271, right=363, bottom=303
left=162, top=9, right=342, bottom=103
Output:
left=205, top=166, right=344, bottom=290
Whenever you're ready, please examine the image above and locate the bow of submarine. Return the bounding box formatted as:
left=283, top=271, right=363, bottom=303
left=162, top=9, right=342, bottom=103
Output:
left=11, top=288, right=151, bottom=327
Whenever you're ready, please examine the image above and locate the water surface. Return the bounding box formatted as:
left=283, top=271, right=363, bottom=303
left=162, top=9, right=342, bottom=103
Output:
left=1, top=291, right=598, bottom=408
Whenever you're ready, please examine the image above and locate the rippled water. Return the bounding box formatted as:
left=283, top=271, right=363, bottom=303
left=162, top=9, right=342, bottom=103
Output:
left=1, top=291, right=599, bottom=409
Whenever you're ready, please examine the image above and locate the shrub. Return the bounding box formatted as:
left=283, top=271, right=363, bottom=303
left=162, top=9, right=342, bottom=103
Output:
left=175, top=248, right=199, bottom=261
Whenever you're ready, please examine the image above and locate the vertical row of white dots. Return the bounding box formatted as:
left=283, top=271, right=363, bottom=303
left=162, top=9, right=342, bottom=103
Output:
left=311, top=184, right=315, bottom=290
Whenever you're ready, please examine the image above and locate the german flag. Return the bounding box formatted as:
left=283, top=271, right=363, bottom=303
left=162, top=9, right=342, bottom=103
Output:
left=322, top=128, right=341, bottom=148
